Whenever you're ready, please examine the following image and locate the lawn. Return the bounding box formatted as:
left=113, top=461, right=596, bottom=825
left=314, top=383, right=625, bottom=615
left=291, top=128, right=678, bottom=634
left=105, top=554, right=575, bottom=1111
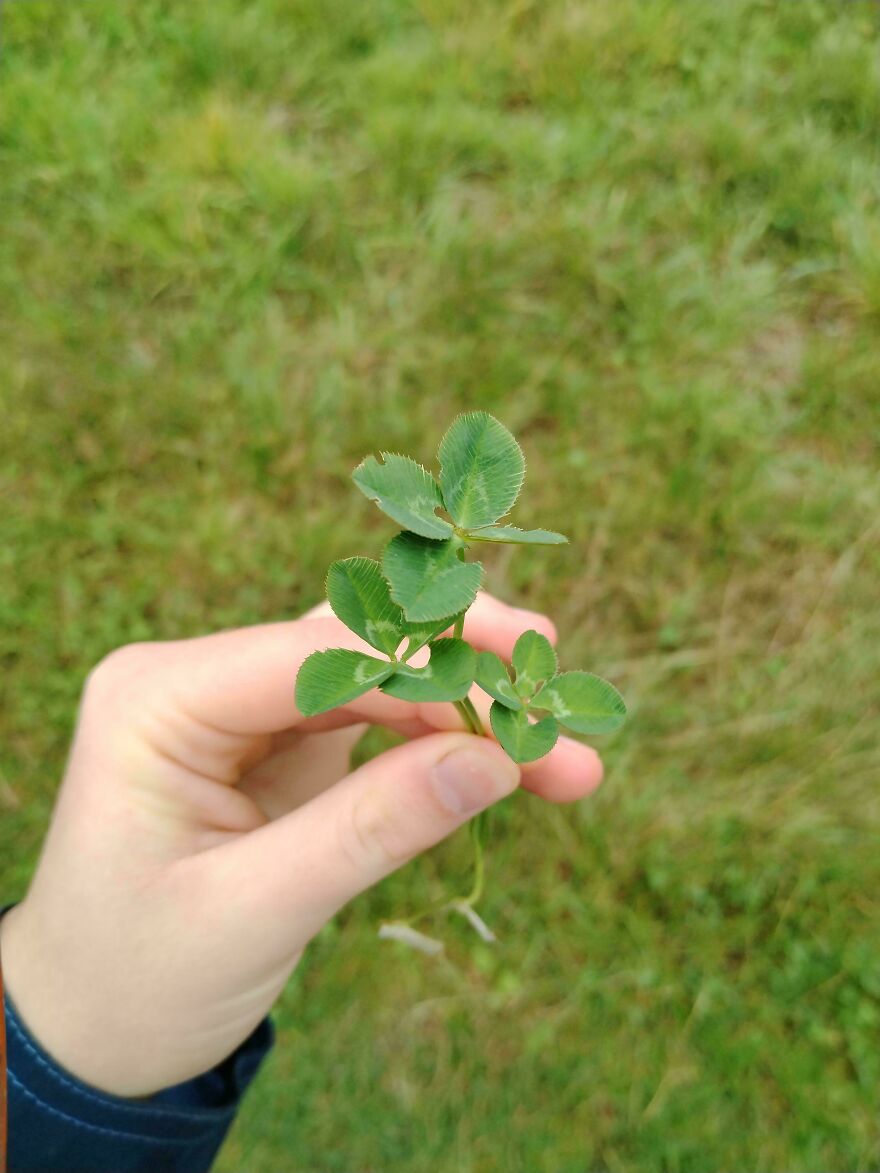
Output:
left=1, top=1, right=879, bottom=1169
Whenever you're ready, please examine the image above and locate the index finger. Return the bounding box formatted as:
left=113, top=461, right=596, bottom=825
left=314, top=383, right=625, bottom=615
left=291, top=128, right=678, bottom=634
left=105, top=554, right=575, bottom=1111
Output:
left=162, top=590, right=556, bottom=737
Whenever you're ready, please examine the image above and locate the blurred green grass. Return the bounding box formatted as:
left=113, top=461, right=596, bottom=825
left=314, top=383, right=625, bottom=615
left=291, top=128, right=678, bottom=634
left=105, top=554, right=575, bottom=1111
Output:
left=1, top=1, right=879, bottom=1169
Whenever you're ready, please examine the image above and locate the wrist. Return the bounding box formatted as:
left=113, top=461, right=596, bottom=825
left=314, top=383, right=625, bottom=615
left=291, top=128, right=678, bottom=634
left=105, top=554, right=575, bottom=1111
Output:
left=0, top=901, right=118, bottom=1098
left=0, top=903, right=56, bottom=1065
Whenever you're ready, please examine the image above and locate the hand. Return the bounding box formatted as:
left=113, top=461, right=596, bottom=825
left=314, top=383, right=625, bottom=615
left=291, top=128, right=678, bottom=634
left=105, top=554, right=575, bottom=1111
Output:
left=0, top=593, right=603, bottom=1097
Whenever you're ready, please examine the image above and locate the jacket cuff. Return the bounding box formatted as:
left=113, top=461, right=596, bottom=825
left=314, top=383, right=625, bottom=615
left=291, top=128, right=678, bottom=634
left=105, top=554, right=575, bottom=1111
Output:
left=5, top=983, right=274, bottom=1173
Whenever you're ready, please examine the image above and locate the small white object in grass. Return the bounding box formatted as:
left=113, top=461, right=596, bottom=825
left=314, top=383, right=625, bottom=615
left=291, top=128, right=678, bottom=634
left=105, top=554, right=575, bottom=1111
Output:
left=378, top=922, right=445, bottom=955
left=449, top=900, right=497, bottom=943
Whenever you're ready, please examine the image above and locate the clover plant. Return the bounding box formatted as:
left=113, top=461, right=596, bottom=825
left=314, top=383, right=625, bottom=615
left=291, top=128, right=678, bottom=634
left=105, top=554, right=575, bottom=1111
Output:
left=295, top=412, right=626, bottom=937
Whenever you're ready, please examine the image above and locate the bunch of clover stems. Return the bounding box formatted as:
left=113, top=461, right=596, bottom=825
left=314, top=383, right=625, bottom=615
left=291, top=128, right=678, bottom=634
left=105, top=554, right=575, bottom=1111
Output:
left=296, top=412, right=626, bottom=943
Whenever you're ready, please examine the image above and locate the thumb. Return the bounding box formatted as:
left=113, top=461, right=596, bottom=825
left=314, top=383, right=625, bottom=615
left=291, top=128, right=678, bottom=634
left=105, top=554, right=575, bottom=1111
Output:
left=215, top=733, right=520, bottom=943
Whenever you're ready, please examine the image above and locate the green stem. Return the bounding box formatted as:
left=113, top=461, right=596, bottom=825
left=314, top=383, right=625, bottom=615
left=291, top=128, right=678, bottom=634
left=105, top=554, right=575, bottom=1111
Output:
left=457, top=694, right=485, bottom=736
left=453, top=697, right=480, bottom=735
left=452, top=539, right=490, bottom=910
left=452, top=543, right=468, bottom=640
left=465, top=811, right=488, bottom=905
left=452, top=695, right=488, bottom=905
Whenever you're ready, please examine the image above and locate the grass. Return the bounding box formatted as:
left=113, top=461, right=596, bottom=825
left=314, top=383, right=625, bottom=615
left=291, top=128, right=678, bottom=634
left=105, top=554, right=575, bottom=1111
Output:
left=1, top=0, right=879, bottom=1169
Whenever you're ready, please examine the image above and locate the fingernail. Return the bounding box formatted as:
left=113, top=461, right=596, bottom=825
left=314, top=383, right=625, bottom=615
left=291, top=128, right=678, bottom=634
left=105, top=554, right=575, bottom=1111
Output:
left=431, top=746, right=519, bottom=816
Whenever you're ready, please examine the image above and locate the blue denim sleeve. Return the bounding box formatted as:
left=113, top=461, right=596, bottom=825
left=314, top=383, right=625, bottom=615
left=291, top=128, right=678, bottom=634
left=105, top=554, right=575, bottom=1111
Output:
left=5, top=985, right=275, bottom=1173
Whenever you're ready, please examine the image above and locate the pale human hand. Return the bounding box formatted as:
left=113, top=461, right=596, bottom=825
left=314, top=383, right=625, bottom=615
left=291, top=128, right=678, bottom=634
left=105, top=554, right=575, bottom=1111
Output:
left=0, top=593, right=603, bottom=1097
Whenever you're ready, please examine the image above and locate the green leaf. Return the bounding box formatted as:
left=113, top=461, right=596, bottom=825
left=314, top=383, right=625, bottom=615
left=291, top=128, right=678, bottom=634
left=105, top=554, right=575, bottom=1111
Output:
left=400, top=617, right=456, bottom=658
left=381, top=638, right=476, bottom=702
left=438, top=412, right=525, bottom=530
left=489, top=702, right=559, bottom=763
left=511, top=630, right=558, bottom=699
left=295, top=649, right=395, bottom=717
left=475, top=651, right=523, bottom=710
left=382, top=533, right=482, bottom=622
left=533, top=671, right=627, bottom=734
left=352, top=453, right=453, bottom=540
left=465, top=525, right=568, bottom=546
left=326, top=557, right=406, bottom=657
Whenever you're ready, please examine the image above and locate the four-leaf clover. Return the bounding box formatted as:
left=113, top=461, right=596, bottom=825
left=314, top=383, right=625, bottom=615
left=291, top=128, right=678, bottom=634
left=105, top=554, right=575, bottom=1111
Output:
left=476, top=631, right=626, bottom=763
left=296, top=557, right=476, bottom=716
left=353, top=413, right=568, bottom=624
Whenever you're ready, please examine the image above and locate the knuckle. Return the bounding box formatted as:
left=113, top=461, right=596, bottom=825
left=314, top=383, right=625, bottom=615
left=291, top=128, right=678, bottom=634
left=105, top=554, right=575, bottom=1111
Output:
left=338, top=791, right=415, bottom=872
left=83, top=642, right=162, bottom=708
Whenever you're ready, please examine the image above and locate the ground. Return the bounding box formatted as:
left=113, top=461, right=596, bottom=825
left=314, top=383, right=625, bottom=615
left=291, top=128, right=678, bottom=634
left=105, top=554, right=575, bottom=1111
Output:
left=1, top=2, right=879, bottom=1170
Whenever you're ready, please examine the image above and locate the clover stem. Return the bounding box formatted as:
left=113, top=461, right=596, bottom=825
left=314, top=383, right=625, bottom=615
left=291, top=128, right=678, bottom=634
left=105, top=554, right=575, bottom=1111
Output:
left=464, top=811, right=488, bottom=905
left=451, top=540, right=482, bottom=732
left=452, top=694, right=489, bottom=909
left=456, top=694, right=485, bottom=736
left=452, top=542, right=490, bottom=912
left=453, top=697, right=479, bottom=735
left=452, top=543, right=469, bottom=640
